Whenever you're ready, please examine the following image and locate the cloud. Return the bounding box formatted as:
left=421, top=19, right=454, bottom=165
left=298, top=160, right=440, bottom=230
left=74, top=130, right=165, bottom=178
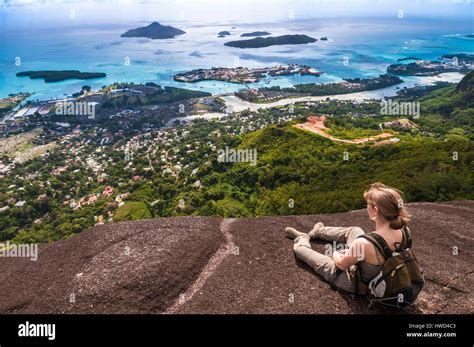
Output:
left=2, top=0, right=471, bottom=4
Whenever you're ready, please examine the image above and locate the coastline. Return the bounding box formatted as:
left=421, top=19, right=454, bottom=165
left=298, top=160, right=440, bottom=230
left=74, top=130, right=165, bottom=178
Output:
left=1, top=14, right=472, bottom=101
left=1, top=72, right=464, bottom=127
left=165, top=72, right=465, bottom=124
left=220, top=72, right=465, bottom=113
left=139, top=71, right=466, bottom=127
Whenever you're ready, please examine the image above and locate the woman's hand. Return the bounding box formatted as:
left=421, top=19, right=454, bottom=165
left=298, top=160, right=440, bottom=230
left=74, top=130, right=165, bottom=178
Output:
left=332, top=241, right=365, bottom=270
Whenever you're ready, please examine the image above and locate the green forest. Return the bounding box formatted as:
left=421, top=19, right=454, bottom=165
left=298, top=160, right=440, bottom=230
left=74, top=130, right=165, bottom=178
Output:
left=189, top=124, right=472, bottom=216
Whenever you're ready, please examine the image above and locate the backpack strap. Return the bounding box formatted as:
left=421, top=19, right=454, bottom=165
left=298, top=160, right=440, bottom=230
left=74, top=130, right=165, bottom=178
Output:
left=401, top=226, right=413, bottom=249
left=370, top=233, right=394, bottom=259
left=359, top=233, right=393, bottom=260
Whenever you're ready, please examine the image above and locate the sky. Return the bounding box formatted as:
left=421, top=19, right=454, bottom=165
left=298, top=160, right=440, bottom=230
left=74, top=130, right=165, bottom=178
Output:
left=0, top=0, right=473, bottom=24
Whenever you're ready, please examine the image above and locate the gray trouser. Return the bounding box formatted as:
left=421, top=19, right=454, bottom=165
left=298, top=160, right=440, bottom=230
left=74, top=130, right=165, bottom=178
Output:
left=293, top=226, right=365, bottom=293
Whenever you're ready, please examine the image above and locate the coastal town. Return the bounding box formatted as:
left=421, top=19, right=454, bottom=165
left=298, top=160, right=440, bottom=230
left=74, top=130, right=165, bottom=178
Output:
left=0, top=89, right=313, bottom=240
left=0, top=82, right=223, bottom=130
left=387, top=54, right=473, bottom=76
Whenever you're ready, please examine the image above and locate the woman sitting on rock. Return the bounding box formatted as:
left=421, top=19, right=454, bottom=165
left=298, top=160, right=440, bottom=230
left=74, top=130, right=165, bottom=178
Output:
left=284, top=182, right=412, bottom=294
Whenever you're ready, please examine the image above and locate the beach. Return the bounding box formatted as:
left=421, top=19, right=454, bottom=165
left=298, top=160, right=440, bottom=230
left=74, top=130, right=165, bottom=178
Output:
left=160, top=72, right=466, bottom=124
left=213, top=72, right=466, bottom=114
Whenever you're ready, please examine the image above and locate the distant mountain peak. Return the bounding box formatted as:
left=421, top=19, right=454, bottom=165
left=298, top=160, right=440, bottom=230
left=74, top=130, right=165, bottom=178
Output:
left=121, top=21, right=186, bottom=40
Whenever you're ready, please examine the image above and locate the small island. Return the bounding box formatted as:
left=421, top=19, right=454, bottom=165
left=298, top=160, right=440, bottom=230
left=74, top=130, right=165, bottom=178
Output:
left=174, top=64, right=322, bottom=84
left=16, top=70, right=107, bottom=83
left=224, top=34, right=317, bottom=48
left=320, top=37, right=328, bottom=41
left=218, top=31, right=231, bottom=38
left=240, top=31, right=271, bottom=37
left=121, top=22, right=185, bottom=39
left=397, top=57, right=422, bottom=62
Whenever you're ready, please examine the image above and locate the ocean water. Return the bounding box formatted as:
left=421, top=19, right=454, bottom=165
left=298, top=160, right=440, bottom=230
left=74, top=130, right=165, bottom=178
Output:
left=0, top=7, right=472, bottom=100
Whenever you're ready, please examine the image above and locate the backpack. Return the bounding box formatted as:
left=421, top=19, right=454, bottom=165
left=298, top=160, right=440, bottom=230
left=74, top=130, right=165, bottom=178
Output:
left=355, top=227, right=425, bottom=308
